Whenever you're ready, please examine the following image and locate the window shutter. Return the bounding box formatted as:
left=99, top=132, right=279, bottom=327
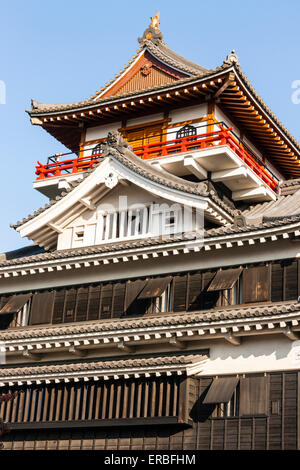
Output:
left=172, top=275, right=188, bottom=312
left=112, top=283, right=126, bottom=318
left=0, top=294, right=32, bottom=314
left=243, top=266, right=270, bottom=303
left=203, top=377, right=239, bottom=404
left=52, top=290, right=66, bottom=324
left=138, top=277, right=171, bottom=299
left=284, top=260, right=298, bottom=300
left=202, top=272, right=219, bottom=309
left=187, top=273, right=202, bottom=311
left=207, top=268, right=242, bottom=291
left=239, top=376, right=268, bottom=415
left=271, top=263, right=283, bottom=302
left=87, top=286, right=101, bottom=320
left=125, top=280, right=147, bottom=312
left=75, top=287, right=89, bottom=322
left=30, top=291, right=54, bottom=325
left=64, top=288, right=77, bottom=323
left=100, top=284, right=113, bottom=319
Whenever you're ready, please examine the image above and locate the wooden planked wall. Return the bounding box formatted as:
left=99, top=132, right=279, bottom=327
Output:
left=1, top=371, right=299, bottom=450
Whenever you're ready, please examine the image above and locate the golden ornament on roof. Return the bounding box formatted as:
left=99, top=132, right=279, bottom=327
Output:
left=150, top=11, right=160, bottom=31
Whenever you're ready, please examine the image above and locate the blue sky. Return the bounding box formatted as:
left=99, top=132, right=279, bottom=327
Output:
left=1, top=0, right=300, bottom=252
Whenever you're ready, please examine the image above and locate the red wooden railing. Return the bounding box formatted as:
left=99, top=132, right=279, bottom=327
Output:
left=35, top=126, right=278, bottom=193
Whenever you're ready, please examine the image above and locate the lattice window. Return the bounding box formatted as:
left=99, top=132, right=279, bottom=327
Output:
left=176, top=124, right=197, bottom=139
left=91, top=143, right=103, bottom=156
left=0, top=376, right=188, bottom=426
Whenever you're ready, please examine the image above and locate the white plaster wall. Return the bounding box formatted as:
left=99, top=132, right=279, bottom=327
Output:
left=85, top=122, right=122, bottom=141
left=215, top=106, right=240, bottom=137
left=200, top=335, right=300, bottom=375
left=126, top=113, right=164, bottom=127
left=169, top=104, right=207, bottom=124
left=167, top=104, right=208, bottom=142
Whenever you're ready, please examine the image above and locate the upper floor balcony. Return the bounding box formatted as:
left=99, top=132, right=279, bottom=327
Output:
left=34, top=123, right=279, bottom=202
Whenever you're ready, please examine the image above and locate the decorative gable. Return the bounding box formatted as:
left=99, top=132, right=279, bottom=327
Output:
left=57, top=184, right=199, bottom=250
left=100, top=50, right=188, bottom=99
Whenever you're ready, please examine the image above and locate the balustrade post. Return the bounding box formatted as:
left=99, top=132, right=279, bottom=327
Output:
left=161, top=141, right=168, bottom=156
left=73, top=158, right=78, bottom=173
left=220, top=130, right=227, bottom=146
left=54, top=165, right=61, bottom=177
left=143, top=144, right=149, bottom=159
left=36, top=164, right=45, bottom=180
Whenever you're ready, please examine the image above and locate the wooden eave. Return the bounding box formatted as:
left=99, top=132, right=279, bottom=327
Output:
left=28, top=66, right=300, bottom=177
left=3, top=218, right=300, bottom=278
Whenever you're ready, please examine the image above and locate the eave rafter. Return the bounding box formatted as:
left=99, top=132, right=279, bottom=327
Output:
left=2, top=223, right=300, bottom=280
left=0, top=304, right=299, bottom=381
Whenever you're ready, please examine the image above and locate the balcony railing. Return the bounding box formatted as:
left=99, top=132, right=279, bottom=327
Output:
left=35, top=123, right=279, bottom=193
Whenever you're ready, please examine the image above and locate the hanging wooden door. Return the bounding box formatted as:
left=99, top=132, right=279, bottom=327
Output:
left=125, top=125, right=163, bottom=158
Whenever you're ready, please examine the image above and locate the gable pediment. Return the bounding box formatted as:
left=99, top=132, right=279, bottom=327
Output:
left=100, top=50, right=189, bottom=99
left=15, top=145, right=234, bottom=250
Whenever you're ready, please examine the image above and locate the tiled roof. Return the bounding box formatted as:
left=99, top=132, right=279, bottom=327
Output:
left=242, top=189, right=300, bottom=221
left=280, top=178, right=300, bottom=196
left=0, top=352, right=207, bottom=380
left=10, top=141, right=235, bottom=231
left=0, top=301, right=298, bottom=341
left=29, top=35, right=210, bottom=116
left=2, top=214, right=300, bottom=269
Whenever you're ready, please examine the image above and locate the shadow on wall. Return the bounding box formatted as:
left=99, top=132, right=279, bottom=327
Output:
left=209, top=334, right=296, bottom=366
left=190, top=384, right=215, bottom=423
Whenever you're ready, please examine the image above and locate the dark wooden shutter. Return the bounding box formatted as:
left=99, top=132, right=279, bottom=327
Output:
left=284, top=260, right=298, bottom=300
left=271, top=263, right=283, bottom=302
left=87, top=286, right=101, bottom=320
left=64, top=288, right=77, bottom=323
left=125, top=280, right=147, bottom=312
left=202, top=271, right=219, bottom=309
left=187, top=272, right=202, bottom=311
left=0, top=294, right=32, bottom=314
left=203, top=377, right=239, bottom=404
left=30, top=291, right=54, bottom=325
left=172, top=274, right=188, bottom=312
left=243, top=265, right=270, bottom=303
left=239, top=376, right=268, bottom=415
left=138, top=277, right=171, bottom=299
left=100, top=284, right=113, bottom=319
left=75, top=287, right=89, bottom=322
left=207, top=268, right=242, bottom=291
left=112, top=283, right=126, bottom=318
left=52, top=289, right=66, bottom=324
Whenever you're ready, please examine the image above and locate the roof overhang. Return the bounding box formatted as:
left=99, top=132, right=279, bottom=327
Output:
left=28, top=66, right=300, bottom=178
left=15, top=152, right=233, bottom=250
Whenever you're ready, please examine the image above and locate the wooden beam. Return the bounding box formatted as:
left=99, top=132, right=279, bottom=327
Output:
left=117, top=341, right=135, bottom=353
left=214, top=73, right=235, bottom=98
left=169, top=337, right=187, bottom=350
left=68, top=346, right=87, bottom=357
left=283, top=327, right=299, bottom=341
left=224, top=333, right=241, bottom=346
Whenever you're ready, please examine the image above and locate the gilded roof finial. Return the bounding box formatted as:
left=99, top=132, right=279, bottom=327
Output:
left=138, top=12, right=163, bottom=45
left=150, top=11, right=160, bottom=31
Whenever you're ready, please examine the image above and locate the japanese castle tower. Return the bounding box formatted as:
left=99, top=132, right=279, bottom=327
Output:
left=1, top=13, right=300, bottom=450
